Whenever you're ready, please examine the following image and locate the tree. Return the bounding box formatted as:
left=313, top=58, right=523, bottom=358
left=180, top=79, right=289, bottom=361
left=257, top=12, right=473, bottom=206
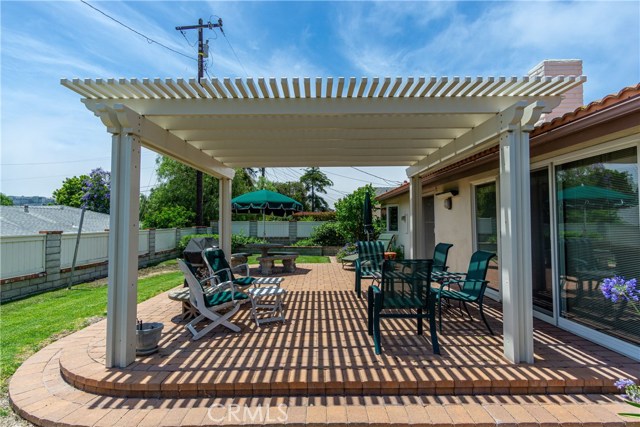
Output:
left=53, top=175, right=88, bottom=208
left=81, top=168, right=110, bottom=214
left=300, top=167, right=333, bottom=211
left=273, top=181, right=308, bottom=210
left=334, top=184, right=382, bottom=242
left=142, top=205, right=194, bottom=229
left=0, top=193, right=13, bottom=206
left=140, top=156, right=255, bottom=226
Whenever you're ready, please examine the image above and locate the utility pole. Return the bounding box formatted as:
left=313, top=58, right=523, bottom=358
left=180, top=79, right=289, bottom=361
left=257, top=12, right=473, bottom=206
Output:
left=176, top=18, right=223, bottom=226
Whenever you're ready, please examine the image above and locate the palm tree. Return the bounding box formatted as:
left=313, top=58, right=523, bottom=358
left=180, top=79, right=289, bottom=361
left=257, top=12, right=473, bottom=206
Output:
left=300, top=167, right=333, bottom=211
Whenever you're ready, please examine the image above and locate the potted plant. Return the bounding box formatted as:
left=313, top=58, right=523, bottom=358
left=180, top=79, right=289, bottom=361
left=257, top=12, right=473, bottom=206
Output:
left=136, top=319, right=163, bottom=356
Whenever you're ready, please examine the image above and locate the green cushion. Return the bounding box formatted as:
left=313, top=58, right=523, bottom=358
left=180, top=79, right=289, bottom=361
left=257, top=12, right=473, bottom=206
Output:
left=233, top=277, right=255, bottom=287
left=439, top=289, right=475, bottom=302
left=204, top=290, right=248, bottom=307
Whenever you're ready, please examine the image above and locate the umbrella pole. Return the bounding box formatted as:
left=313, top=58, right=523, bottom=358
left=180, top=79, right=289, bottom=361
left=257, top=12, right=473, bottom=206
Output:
left=263, top=209, right=266, bottom=240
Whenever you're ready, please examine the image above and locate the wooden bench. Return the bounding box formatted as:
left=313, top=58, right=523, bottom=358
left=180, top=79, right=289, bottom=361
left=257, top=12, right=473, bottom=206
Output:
left=257, top=253, right=298, bottom=275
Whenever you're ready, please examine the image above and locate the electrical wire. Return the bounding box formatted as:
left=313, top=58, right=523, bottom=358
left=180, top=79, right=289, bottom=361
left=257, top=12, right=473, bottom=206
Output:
left=220, top=28, right=250, bottom=77
left=1, top=157, right=110, bottom=166
left=80, top=0, right=196, bottom=61
left=350, top=167, right=403, bottom=185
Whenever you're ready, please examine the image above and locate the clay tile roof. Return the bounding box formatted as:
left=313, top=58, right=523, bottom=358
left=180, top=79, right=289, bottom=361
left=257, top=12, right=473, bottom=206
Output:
left=531, top=83, right=640, bottom=136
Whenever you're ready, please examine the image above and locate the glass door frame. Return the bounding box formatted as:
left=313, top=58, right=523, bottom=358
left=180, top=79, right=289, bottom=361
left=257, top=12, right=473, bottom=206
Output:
left=529, top=162, right=558, bottom=325
left=548, top=135, right=640, bottom=361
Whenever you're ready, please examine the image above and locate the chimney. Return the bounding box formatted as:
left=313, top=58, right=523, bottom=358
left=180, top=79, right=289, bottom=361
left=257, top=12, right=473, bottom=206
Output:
left=24, top=205, right=29, bottom=213
left=528, top=59, right=584, bottom=124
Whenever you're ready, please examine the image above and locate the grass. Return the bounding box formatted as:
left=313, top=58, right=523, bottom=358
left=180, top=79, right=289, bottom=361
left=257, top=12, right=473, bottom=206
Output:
left=0, top=255, right=331, bottom=392
left=0, top=260, right=183, bottom=392
left=246, top=255, right=330, bottom=264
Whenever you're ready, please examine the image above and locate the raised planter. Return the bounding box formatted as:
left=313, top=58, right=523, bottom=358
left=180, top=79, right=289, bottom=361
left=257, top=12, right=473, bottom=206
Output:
left=136, top=322, right=163, bottom=356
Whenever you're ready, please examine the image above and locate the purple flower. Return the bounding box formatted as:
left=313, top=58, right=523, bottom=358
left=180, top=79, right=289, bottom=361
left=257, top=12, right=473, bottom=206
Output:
left=601, top=276, right=640, bottom=304
left=615, top=378, right=636, bottom=389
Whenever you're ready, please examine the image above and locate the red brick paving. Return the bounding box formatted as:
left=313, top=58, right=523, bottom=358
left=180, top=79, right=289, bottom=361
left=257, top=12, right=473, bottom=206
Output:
left=9, top=260, right=640, bottom=426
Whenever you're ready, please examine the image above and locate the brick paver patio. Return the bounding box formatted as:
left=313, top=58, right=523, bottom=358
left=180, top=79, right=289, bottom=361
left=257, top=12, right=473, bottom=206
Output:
left=9, top=260, right=640, bottom=426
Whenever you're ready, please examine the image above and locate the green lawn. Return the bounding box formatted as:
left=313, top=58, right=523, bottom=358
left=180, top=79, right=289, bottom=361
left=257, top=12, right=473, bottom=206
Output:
left=0, top=255, right=331, bottom=392
left=0, top=263, right=183, bottom=392
left=246, top=255, right=330, bottom=264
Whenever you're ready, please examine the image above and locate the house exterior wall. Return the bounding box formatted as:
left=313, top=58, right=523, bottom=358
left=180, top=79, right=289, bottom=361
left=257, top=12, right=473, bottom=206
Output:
left=378, top=92, right=640, bottom=360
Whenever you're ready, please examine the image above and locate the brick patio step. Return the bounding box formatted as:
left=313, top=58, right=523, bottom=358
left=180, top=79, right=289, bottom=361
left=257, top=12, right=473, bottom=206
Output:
left=9, top=341, right=639, bottom=427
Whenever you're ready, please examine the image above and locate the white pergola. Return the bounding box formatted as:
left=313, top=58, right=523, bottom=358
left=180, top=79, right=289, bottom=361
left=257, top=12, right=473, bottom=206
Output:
left=62, top=75, right=585, bottom=368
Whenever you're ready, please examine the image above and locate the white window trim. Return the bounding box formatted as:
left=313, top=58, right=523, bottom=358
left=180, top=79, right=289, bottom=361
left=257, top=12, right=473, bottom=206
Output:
left=470, top=177, right=501, bottom=301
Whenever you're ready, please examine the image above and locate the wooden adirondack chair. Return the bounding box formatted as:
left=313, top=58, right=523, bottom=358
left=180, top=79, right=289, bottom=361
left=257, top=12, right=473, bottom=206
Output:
left=177, top=259, right=248, bottom=340
left=354, top=240, right=385, bottom=296
left=432, top=250, right=496, bottom=335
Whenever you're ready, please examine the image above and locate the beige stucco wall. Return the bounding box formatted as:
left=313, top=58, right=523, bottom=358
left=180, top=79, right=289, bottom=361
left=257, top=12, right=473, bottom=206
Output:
left=380, top=170, right=498, bottom=272
left=432, top=171, right=497, bottom=272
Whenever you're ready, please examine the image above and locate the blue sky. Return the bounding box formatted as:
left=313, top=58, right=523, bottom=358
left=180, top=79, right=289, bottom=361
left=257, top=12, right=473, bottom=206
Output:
left=1, top=1, right=639, bottom=206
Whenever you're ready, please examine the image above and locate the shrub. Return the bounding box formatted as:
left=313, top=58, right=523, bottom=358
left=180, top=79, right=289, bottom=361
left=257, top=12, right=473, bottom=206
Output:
left=143, top=205, right=194, bottom=229
left=304, top=222, right=347, bottom=246
left=292, top=238, right=317, bottom=247
left=336, top=243, right=357, bottom=262
left=177, top=233, right=265, bottom=253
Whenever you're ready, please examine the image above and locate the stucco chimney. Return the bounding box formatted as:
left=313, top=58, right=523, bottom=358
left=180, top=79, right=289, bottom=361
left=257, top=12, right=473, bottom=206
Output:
left=528, top=59, right=584, bottom=124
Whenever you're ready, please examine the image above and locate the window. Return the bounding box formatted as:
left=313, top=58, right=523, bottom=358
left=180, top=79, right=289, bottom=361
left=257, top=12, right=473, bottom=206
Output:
left=556, top=147, right=639, bottom=345
left=474, top=182, right=499, bottom=292
left=387, top=206, right=399, bottom=232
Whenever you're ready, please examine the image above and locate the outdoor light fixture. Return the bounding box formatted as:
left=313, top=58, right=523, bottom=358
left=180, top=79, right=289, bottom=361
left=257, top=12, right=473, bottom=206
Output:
left=436, top=190, right=458, bottom=210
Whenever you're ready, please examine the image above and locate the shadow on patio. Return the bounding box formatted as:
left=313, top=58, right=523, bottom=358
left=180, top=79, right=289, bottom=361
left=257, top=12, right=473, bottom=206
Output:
left=55, top=261, right=638, bottom=399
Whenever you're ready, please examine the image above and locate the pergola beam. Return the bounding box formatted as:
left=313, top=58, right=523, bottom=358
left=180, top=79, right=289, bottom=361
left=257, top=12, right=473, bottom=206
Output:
left=83, top=102, right=234, bottom=180
left=83, top=96, right=562, bottom=117
left=174, top=128, right=473, bottom=141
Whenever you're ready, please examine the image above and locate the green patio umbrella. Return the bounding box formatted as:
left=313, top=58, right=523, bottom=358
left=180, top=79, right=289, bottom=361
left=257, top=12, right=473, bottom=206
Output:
left=363, top=192, right=374, bottom=241
left=231, top=189, right=303, bottom=238
left=558, top=184, right=636, bottom=231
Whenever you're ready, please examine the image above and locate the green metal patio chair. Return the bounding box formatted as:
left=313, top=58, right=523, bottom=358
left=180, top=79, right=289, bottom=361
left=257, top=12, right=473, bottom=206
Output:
left=367, top=259, right=439, bottom=355
left=341, top=233, right=396, bottom=268
left=354, top=240, right=385, bottom=296
left=432, top=242, right=454, bottom=275
left=432, top=250, right=496, bottom=335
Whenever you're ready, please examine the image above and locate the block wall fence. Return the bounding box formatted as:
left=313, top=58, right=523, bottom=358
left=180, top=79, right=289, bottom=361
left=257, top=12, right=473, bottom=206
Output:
left=1, top=221, right=329, bottom=303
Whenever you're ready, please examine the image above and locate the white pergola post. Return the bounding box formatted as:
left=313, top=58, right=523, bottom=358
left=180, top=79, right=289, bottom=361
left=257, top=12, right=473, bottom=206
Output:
left=498, top=102, right=546, bottom=363
left=219, top=178, right=232, bottom=258
left=105, top=131, right=141, bottom=368
left=409, top=175, right=425, bottom=259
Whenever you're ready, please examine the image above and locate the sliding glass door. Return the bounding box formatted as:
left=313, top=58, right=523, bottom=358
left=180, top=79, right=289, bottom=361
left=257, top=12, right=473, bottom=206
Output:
left=531, top=169, right=553, bottom=317
left=556, top=147, right=639, bottom=346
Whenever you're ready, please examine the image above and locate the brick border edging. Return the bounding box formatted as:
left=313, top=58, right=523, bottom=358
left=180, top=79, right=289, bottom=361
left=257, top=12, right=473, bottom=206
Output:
left=57, top=337, right=620, bottom=399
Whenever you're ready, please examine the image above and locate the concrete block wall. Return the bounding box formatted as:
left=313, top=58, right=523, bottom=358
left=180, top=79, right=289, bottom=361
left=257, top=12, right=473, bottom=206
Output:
left=529, top=59, right=584, bottom=123
left=1, top=229, right=179, bottom=303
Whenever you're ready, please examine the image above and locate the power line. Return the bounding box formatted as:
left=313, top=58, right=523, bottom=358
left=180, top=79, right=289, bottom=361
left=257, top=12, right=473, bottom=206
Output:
left=350, top=167, right=403, bottom=185
left=220, top=29, right=250, bottom=77
left=1, top=157, right=110, bottom=166
left=323, top=169, right=389, bottom=186
left=80, top=0, right=196, bottom=62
